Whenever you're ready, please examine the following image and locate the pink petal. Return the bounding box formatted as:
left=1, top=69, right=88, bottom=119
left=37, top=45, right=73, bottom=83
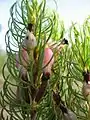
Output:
left=43, top=48, right=54, bottom=75
left=15, top=48, right=29, bottom=68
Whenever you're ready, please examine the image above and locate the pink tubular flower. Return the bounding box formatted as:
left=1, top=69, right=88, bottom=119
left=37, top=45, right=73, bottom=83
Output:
left=15, top=48, right=29, bottom=77
left=15, top=30, right=37, bottom=75
left=42, top=47, right=54, bottom=76
left=15, top=48, right=29, bottom=69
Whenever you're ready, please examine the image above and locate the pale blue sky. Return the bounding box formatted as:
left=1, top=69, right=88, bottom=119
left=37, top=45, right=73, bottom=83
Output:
left=0, top=0, right=90, bottom=50
left=0, top=0, right=16, bottom=50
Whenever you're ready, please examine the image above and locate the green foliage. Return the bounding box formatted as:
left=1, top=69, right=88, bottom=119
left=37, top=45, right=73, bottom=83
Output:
left=0, top=0, right=90, bottom=120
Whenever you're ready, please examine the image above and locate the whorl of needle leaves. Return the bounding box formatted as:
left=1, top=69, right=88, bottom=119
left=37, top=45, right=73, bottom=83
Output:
left=0, top=0, right=90, bottom=120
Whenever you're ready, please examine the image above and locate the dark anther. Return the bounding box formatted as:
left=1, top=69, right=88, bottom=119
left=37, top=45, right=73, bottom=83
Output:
left=83, top=71, right=90, bottom=83
left=26, top=36, right=29, bottom=40
left=61, top=38, right=68, bottom=45
left=42, top=72, right=50, bottom=81
left=27, top=23, right=35, bottom=32
left=63, top=38, right=68, bottom=44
